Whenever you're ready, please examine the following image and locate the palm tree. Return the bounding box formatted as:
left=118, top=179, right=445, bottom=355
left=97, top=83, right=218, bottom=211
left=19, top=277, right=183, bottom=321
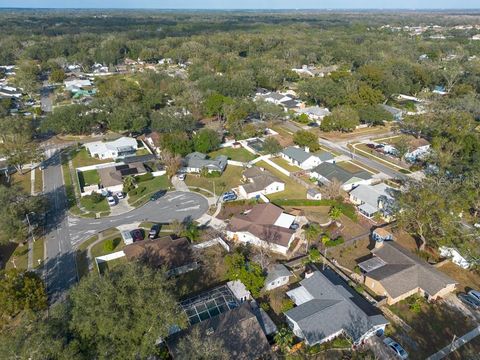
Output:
left=123, top=175, right=136, bottom=193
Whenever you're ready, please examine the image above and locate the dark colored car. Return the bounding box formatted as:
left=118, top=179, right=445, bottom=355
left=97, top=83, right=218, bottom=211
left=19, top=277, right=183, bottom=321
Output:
left=130, top=229, right=144, bottom=243
left=149, top=224, right=160, bottom=239
left=150, top=190, right=166, bottom=201
left=458, top=293, right=480, bottom=310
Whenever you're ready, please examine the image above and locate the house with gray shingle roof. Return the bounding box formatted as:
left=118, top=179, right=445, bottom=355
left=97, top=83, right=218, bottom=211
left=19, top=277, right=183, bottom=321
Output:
left=358, top=241, right=457, bottom=305
left=285, top=269, right=388, bottom=347
left=281, top=146, right=333, bottom=170
left=349, top=183, right=396, bottom=219
left=310, top=162, right=373, bottom=191
left=183, top=152, right=228, bottom=174
left=265, top=264, right=291, bottom=291
left=238, top=167, right=285, bottom=199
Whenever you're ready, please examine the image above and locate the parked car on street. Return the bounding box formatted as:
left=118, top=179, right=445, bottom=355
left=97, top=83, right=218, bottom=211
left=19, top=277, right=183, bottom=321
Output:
left=383, top=337, right=408, bottom=359
left=458, top=293, right=480, bottom=310
left=149, top=224, right=160, bottom=239
left=150, top=190, right=166, bottom=201
left=107, top=196, right=116, bottom=206
left=130, top=229, right=144, bottom=242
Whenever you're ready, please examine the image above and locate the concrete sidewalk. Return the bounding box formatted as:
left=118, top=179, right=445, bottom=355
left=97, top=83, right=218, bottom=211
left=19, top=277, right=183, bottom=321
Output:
left=426, top=325, right=480, bottom=360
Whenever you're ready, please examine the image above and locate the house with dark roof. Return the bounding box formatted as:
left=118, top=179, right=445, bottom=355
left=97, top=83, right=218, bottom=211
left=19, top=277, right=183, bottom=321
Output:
left=358, top=241, right=457, bottom=305
left=123, top=236, right=198, bottom=276
left=265, top=263, right=291, bottom=291
left=226, top=203, right=297, bottom=255
left=281, top=146, right=333, bottom=170
left=167, top=302, right=273, bottom=360
left=238, top=167, right=285, bottom=199
left=183, top=152, right=228, bottom=174
left=310, top=162, right=373, bottom=191
left=97, top=162, right=147, bottom=194
left=285, top=269, right=388, bottom=347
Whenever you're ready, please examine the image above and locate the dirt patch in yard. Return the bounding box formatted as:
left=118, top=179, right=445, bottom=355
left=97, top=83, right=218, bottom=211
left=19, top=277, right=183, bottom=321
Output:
left=437, top=261, right=480, bottom=293
left=327, top=237, right=373, bottom=271
left=283, top=206, right=331, bottom=225
left=388, top=297, right=477, bottom=360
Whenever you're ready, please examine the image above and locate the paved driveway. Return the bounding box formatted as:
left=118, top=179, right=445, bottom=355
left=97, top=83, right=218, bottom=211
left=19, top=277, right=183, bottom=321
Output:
left=68, top=191, right=209, bottom=246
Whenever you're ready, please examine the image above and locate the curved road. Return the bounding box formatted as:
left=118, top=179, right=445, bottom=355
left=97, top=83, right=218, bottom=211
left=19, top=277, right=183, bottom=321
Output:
left=68, top=191, right=209, bottom=246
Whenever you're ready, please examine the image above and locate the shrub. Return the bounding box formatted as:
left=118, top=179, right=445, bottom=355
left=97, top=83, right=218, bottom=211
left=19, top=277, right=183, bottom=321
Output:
left=281, top=298, right=294, bottom=312
left=203, top=170, right=221, bottom=178
left=135, top=172, right=154, bottom=182
left=325, top=236, right=344, bottom=247
left=260, top=302, right=270, bottom=312
left=85, top=192, right=104, bottom=204
left=103, top=239, right=115, bottom=252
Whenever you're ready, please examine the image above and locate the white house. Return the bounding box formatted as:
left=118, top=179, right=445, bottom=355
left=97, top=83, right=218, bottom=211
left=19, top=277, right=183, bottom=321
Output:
left=0, top=86, right=22, bottom=98
left=281, top=146, right=322, bottom=170
left=85, top=137, right=138, bottom=160
left=265, top=264, right=291, bottom=291
left=226, top=203, right=297, bottom=255
left=238, top=167, right=285, bottom=199
left=439, top=246, right=472, bottom=269
left=64, top=79, right=92, bottom=92
left=404, top=139, right=430, bottom=162
left=183, top=152, right=228, bottom=174
left=349, top=183, right=395, bottom=219
left=295, top=106, right=331, bottom=123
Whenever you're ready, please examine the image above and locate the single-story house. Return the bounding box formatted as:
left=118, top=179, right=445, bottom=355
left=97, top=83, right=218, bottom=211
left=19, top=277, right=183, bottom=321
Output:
left=226, top=203, right=297, bottom=255
left=265, top=263, right=291, bottom=291
left=285, top=269, right=388, bottom=347
left=238, top=167, right=285, bottom=199
left=380, top=104, right=403, bottom=121
left=291, top=64, right=339, bottom=78
left=85, top=137, right=138, bottom=160
left=183, top=152, right=228, bottom=174
left=371, top=228, right=394, bottom=243
left=257, top=91, right=293, bottom=106
left=439, top=246, right=473, bottom=270
left=281, top=146, right=322, bottom=170
left=97, top=162, right=147, bottom=194
left=64, top=79, right=92, bottom=92
left=123, top=236, right=198, bottom=276
left=349, top=183, right=395, bottom=219
left=0, top=86, right=22, bottom=98
left=307, top=188, right=322, bottom=200
left=295, top=106, right=331, bottom=123
left=167, top=302, right=273, bottom=360
left=141, top=131, right=162, bottom=155
left=358, top=241, right=457, bottom=305
left=404, top=138, right=430, bottom=162
left=310, top=162, right=373, bottom=191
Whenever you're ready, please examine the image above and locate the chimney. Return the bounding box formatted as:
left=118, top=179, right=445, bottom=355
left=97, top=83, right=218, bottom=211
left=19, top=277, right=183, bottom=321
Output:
left=375, top=238, right=384, bottom=249
left=305, top=146, right=310, bottom=153
left=305, top=269, right=314, bottom=279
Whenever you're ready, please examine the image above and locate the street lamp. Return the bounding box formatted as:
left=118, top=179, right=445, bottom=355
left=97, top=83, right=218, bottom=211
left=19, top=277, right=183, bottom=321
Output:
left=25, top=212, right=36, bottom=243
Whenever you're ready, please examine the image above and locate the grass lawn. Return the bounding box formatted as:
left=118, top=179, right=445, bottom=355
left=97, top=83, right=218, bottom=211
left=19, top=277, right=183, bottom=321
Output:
left=184, top=166, right=244, bottom=195
left=337, top=161, right=369, bottom=173
left=317, top=124, right=393, bottom=141
left=76, top=235, right=98, bottom=279
left=136, top=148, right=151, bottom=156
left=284, top=205, right=331, bottom=225
left=437, top=261, right=480, bottom=293
left=5, top=243, right=29, bottom=271
left=255, top=161, right=307, bottom=200
left=11, top=171, right=32, bottom=194
left=388, top=297, right=476, bottom=360
left=97, top=257, right=128, bottom=274
left=327, top=237, right=373, bottom=271
left=127, top=175, right=172, bottom=205
left=351, top=143, right=411, bottom=173
left=80, top=195, right=110, bottom=213
left=90, top=236, right=124, bottom=259
left=33, top=237, right=44, bottom=268
left=208, top=147, right=256, bottom=162
left=270, top=157, right=302, bottom=172
left=71, top=147, right=111, bottom=169
left=78, top=169, right=100, bottom=188
left=34, top=168, right=43, bottom=193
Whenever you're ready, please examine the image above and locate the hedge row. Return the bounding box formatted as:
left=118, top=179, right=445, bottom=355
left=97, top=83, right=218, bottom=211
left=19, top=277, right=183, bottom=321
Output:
left=271, top=199, right=357, bottom=221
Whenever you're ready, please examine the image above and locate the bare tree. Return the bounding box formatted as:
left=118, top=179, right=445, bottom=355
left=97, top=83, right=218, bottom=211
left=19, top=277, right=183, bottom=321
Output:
left=259, top=227, right=281, bottom=269
left=162, top=151, right=182, bottom=178
left=175, top=327, right=229, bottom=360
left=322, top=178, right=343, bottom=199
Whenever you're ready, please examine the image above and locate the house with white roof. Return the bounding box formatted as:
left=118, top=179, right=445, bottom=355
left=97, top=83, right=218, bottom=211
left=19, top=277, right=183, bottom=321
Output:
left=281, top=146, right=334, bottom=170
left=64, top=79, right=92, bottom=92
left=295, top=106, right=331, bottom=123
left=349, top=183, right=395, bottom=220
left=85, top=137, right=138, bottom=160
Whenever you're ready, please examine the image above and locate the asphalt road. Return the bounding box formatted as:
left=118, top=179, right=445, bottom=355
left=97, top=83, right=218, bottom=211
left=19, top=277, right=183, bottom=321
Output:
left=40, top=83, right=53, bottom=112
left=43, top=150, right=77, bottom=303
left=67, top=191, right=209, bottom=246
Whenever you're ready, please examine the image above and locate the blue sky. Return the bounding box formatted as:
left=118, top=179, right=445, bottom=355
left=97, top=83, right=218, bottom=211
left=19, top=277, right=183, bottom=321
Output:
left=0, top=0, right=477, bottom=9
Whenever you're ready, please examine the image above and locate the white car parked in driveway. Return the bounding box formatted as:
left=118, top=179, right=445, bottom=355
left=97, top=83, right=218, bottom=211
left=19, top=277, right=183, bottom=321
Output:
left=107, top=196, right=116, bottom=206
left=383, top=337, right=408, bottom=359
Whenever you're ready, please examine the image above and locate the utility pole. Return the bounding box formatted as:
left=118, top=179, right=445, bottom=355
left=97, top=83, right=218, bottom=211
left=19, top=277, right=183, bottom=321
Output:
left=26, top=212, right=36, bottom=242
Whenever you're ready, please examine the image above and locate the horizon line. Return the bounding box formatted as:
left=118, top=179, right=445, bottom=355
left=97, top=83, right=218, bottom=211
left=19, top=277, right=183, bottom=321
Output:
left=1, top=7, right=480, bottom=11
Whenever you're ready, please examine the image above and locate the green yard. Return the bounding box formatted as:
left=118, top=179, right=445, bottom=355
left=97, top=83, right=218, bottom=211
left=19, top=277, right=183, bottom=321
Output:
left=90, top=236, right=124, bottom=259
left=34, top=167, right=43, bottom=194
left=71, top=147, right=111, bottom=168
left=33, top=237, right=44, bottom=268
left=255, top=161, right=307, bottom=200
left=5, top=243, right=29, bottom=271
left=80, top=195, right=110, bottom=213
left=208, top=147, right=256, bottom=162
left=127, top=175, right=172, bottom=205
left=184, top=166, right=244, bottom=195
left=270, top=157, right=302, bottom=172
left=78, top=169, right=100, bottom=188
left=11, top=171, right=32, bottom=194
